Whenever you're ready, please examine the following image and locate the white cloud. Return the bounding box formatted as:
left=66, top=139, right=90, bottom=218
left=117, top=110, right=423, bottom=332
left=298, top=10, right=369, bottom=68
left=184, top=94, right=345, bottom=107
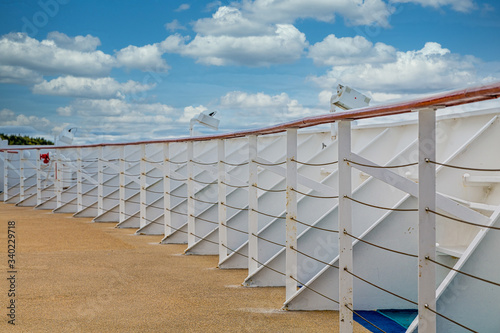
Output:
left=175, top=4, right=190, bottom=12
left=65, top=99, right=176, bottom=118
left=308, top=34, right=396, bottom=66
left=46, top=31, right=101, bottom=52
left=32, top=76, right=155, bottom=99
left=165, top=19, right=187, bottom=32
left=391, top=0, right=476, bottom=12
left=310, top=42, right=487, bottom=94
left=179, top=105, right=208, bottom=123
left=0, top=108, right=61, bottom=135
left=0, top=65, right=43, bottom=85
left=56, top=106, right=72, bottom=116
left=166, top=24, right=307, bottom=66
left=0, top=32, right=115, bottom=77
left=115, top=43, right=169, bottom=72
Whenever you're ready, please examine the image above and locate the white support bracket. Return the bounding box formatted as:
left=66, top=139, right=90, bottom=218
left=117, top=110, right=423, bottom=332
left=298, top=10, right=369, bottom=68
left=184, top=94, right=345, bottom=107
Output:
left=98, top=147, right=104, bottom=216
left=163, top=143, right=171, bottom=236
left=286, top=128, right=298, bottom=301
left=218, top=139, right=228, bottom=264
left=77, top=148, right=83, bottom=211
left=140, top=144, right=147, bottom=228
left=119, top=147, right=126, bottom=222
left=187, top=141, right=195, bottom=246
left=36, top=149, right=42, bottom=206
left=248, top=135, right=258, bottom=274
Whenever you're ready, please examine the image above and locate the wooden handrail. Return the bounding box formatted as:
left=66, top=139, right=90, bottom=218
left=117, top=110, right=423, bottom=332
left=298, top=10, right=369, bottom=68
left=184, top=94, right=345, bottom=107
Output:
left=2, top=82, right=500, bottom=151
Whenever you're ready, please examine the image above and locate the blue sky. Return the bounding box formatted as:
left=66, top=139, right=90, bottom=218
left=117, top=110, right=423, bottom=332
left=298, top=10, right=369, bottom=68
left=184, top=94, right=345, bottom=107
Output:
left=0, top=0, right=499, bottom=143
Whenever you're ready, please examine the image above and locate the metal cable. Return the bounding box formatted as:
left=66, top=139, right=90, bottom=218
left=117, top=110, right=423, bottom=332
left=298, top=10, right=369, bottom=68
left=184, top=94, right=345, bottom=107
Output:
left=288, top=275, right=339, bottom=305
left=144, top=174, right=165, bottom=179
left=190, top=159, right=218, bottom=166
left=190, top=232, right=220, bottom=246
left=123, top=172, right=140, bottom=177
left=221, top=223, right=247, bottom=235
left=165, top=208, right=188, bottom=216
left=143, top=158, right=163, bottom=164
left=222, top=202, right=248, bottom=211
left=291, top=158, right=338, bottom=166
left=167, top=175, right=188, bottom=182
left=345, top=159, right=418, bottom=169
left=251, top=233, right=285, bottom=247
left=169, top=160, right=188, bottom=165
left=426, top=208, right=500, bottom=230
left=426, top=256, right=500, bottom=287
left=222, top=244, right=248, bottom=258
left=345, top=305, right=387, bottom=333
left=290, top=217, right=338, bottom=233
left=222, top=160, right=249, bottom=166
left=344, top=231, right=418, bottom=258
left=252, top=160, right=286, bottom=166
left=291, top=188, right=338, bottom=199
left=165, top=192, right=188, bottom=199
left=344, top=268, right=417, bottom=305
left=190, top=215, right=218, bottom=225
left=345, top=195, right=418, bottom=212
left=424, top=305, right=477, bottom=333
left=252, top=208, right=286, bottom=220
left=290, top=246, right=339, bottom=269
left=251, top=257, right=285, bottom=276
left=252, top=184, right=286, bottom=192
left=190, top=196, right=218, bottom=205
left=222, top=181, right=247, bottom=188
left=426, top=159, right=500, bottom=172
left=190, top=178, right=218, bottom=185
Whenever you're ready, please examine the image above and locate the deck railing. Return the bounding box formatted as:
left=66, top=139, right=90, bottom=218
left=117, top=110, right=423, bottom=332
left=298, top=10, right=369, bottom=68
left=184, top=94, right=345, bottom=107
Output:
left=2, top=82, right=500, bottom=333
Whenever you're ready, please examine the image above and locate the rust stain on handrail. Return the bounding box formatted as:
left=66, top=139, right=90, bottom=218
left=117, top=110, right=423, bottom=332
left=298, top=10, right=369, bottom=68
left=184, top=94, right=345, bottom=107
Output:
left=2, top=82, right=500, bottom=151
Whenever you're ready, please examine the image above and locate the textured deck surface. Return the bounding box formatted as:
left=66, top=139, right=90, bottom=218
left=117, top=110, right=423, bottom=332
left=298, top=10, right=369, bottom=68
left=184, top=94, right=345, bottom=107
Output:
left=0, top=203, right=368, bottom=332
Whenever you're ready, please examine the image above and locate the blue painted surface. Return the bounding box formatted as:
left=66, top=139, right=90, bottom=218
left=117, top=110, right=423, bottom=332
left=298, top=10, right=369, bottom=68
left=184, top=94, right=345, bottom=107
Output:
left=353, top=310, right=407, bottom=333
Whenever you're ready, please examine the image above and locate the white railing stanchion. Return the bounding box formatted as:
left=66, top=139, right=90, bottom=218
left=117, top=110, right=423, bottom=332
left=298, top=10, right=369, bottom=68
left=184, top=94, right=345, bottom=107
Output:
left=119, top=147, right=125, bottom=222
left=2, top=151, right=7, bottom=201
left=338, top=120, right=353, bottom=332
left=77, top=148, right=83, bottom=211
left=286, top=128, right=298, bottom=300
left=19, top=151, right=25, bottom=201
left=248, top=135, right=258, bottom=273
left=218, top=139, right=227, bottom=264
left=56, top=149, right=62, bottom=208
left=36, top=149, right=42, bottom=206
left=163, top=143, right=171, bottom=236
left=140, top=144, right=147, bottom=228
left=418, top=108, right=437, bottom=332
left=97, top=147, right=104, bottom=216
left=187, top=141, right=195, bottom=246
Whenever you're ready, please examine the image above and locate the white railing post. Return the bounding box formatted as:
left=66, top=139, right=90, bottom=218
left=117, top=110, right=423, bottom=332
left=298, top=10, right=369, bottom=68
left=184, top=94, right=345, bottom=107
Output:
left=286, top=128, right=298, bottom=300
left=338, top=120, right=353, bottom=332
left=119, top=146, right=125, bottom=222
left=36, top=149, right=42, bottom=206
left=218, top=139, right=227, bottom=264
left=77, top=148, right=83, bottom=212
left=163, top=143, right=171, bottom=236
left=97, top=146, right=104, bottom=216
left=3, top=151, right=9, bottom=201
left=19, top=151, right=25, bottom=201
left=55, top=149, right=62, bottom=208
left=418, top=108, right=436, bottom=332
left=248, top=135, right=258, bottom=273
left=187, top=141, right=195, bottom=246
left=140, top=144, right=147, bottom=228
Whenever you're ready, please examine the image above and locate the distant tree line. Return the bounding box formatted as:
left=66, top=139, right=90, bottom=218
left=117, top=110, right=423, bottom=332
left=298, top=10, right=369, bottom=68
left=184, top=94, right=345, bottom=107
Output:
left=0, top=133, right=54, bottom=145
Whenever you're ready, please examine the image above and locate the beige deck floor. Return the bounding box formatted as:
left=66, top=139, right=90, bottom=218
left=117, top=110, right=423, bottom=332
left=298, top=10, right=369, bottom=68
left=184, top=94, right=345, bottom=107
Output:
left=0, top=203, right=369, bottom=332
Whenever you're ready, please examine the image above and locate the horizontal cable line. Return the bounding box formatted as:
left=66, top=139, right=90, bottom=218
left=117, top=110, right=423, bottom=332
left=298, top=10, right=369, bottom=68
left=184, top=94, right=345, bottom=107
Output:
left=190, top=178, right=218, bottom=185
left=251, top=233, right=285, bottom=247
left=192, top=215, right=218, bottom=225
left=289, top=275, right=339, bottom=305
left=345, top=305, right=387, bottom=333
left=252, top=208, right=286, bottom=220
left=253, top=184, right=286, bottom=192
left=190, top=159, right=218, bottom=166
left=142, top=174, right=164, bottom=179
left=145, top=189, right=166, bottom=194
left=102, top=183, right=120, bottom=188
left=81, top=159, right=98, bottom=162
left=165, top=192, right=188, bottom=199
left=424, top=305, right=477, bottom=333
left=427, top=208, right=500, bottom=230
left=427, top=159, right=500, bottom=172
left=166, top=175, right=188, bottom=182
left=290, top=246, right=339, bottom=269
left=222, top=160, right=249, bottom=166
left=222, top=244, right=248, bottom=258
left=345, top=195, right=417, bottom=212
left=291, top=188, right=338, bottom=199
left=222, top=202, right=248, bottom=211
left=291, top=217, right=338, bottom=233
left=252, top=160, right=286, bottom=166
left=251, top=257, right=285, bottom=276
left=345, top=159, right=418, bottom=169
left=98, top=158, right=120, bottom=162
left=344, top=231, right=417, bottom=258
left=345, top=268, right=417, bottom=306
left=222, top=181, right=247, bottom=188
left=169, top=160, right=188, bottom=165
left=222, top=223, right=247, bottom=234
left=190, top=196, right=218, bottom=205
left=426, top=256, right=500, bottom=287
left=122, top=159, right=141, bottom=163
left=190, top=232, right=220, bottom=246
left=101, top=172, right=119, bottom=176
left=123, top=173, right=140, bottom=177
left=165, top=208, right=188, bottom=217
left=143, top=159, right=163, bottom=164
left=291, top=158, right=338, bottom=166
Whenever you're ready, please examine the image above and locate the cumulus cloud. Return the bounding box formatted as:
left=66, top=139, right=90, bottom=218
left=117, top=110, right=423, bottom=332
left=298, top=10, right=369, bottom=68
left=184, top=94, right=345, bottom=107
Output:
left=310, top=42, right=486, bottom=94
left=175, top=4, right=190, bottom=12
left=0, top=65, right=43, bottom=85
left=179, top=105, right=208, bottom=123
left=308, top=34, right=396, bottom=66
left=164, top=24, right=307, bottom=66
left=115, top=43, right=169, bottom=72
left=0, top=32, right=115, bottom=77
left=64, top=98, right=176, bottom=118
left=165, top=19, right=187, bottom=32
left=0, top=108, right=60, bottom=135
left=391, top=0, right=476, bottom=12
left=32, top=76, right=155, bottom=99
left=46, top=31, right=101, bottom=52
